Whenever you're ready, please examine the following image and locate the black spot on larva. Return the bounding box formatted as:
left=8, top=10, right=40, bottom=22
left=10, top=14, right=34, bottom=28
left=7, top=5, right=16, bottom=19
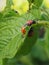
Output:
left=27, top=20, right=36, bottom=26
left=28, top=27, right=34, bottom=37
left=32, top=20, right=36, bottom=24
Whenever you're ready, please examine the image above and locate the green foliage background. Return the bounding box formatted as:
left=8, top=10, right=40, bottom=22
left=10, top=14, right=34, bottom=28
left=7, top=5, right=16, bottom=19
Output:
left=0, top=0, right=49, bottom=65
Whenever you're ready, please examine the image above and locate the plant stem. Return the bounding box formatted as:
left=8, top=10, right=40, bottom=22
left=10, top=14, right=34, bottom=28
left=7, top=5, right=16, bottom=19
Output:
left=37, top=21, right=49, bottom=28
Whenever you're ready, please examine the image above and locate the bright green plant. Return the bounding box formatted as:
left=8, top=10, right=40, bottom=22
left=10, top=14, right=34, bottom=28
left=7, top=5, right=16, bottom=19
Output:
left=0, top=0, right=49, bottom=65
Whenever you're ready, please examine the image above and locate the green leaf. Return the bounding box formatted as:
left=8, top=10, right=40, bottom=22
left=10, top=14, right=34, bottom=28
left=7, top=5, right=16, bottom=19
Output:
left=31, top=26, right=49, bottom=61
left=0, top=17, right=21, bottom=58
left=15, top=24, right=40, bottom=57
left=0, top=11, right=45, bottom=65
left=30, top=9, right=41, bottom=19
left=41, top=13, right=49, bottom=21
left=0, top=12, right=36, bottom=59
left=33, top=0, right=43, bottom=8
left=3, top=55, right=34, bottom=65
left=0, top=59, right=3, bottom=65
